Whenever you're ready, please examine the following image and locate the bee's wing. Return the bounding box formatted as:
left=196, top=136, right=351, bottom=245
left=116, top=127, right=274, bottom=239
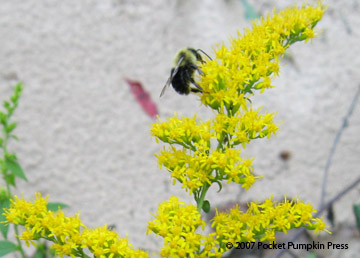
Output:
left=160, top=76, right=171, bottom=97
left=171, top=56, right=184, bottom=78
left=160, top=56, right=185, bottom=97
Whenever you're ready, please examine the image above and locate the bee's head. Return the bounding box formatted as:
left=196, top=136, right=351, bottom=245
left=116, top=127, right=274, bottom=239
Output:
left=188, top=48, right=204, bottom=63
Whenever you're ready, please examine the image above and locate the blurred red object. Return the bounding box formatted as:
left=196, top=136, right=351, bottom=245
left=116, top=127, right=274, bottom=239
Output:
left=125, top=78, right=159, bottom=118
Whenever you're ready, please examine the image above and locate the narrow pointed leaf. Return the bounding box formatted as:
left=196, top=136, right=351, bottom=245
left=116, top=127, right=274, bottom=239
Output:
left=5, top=159, right=27, bottom=181
left=0, top=198, right=11, bottom=238
left=5, top=122, right=17, bottom=134
left=0, top=240, right=19, bottom=256
left=4, top=174, right=15, bottom=187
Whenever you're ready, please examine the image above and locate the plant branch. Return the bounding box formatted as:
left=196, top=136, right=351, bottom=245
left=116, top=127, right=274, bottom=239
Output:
left=320, top=86, right=360, bottom=208
left=197, top=182, right=210, bottom=212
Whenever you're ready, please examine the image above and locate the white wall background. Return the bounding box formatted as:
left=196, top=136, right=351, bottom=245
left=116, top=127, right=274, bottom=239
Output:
left=0, top=0, right=359, bottom=257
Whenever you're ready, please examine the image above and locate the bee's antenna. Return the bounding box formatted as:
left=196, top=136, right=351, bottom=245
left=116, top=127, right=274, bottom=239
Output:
left=196, top=49, right=213, bottom=61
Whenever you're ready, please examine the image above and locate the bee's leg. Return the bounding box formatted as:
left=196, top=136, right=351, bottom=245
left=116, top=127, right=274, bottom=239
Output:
left=190, top=64, right=204, bottom=76
left=185, top=70, right=203, bottom=91
left=190, top=88, right=202, bottom=93
left=196, top=67, right=204, bottom=76
left=190, top=80, right=203, bottom=91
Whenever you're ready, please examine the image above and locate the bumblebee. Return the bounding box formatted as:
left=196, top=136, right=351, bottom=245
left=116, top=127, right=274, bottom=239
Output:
left=160, top=47, right=211, bottom=97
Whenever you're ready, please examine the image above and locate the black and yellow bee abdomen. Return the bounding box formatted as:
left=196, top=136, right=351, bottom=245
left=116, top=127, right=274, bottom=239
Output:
left=171, top=65, right=196, bottom=95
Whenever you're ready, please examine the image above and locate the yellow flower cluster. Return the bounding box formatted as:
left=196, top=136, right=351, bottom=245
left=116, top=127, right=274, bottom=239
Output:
left=151, top=113, right=212, bottom=151
left=212, top=196, right=331, bottom=245
left=152, top=109, right=279, bottom=194
left=212, top=109, right=278, bottom=145
left=148, top=196, right=329, bottom=257
left=156, top=146, right=258, bottom=195
left=151, top=109, right=278, bottom=150
left=147, top=196, right=223, bottom=258
left=3, top=193, right=149, bottom=258
left=199, top=2, right=326, bottom=111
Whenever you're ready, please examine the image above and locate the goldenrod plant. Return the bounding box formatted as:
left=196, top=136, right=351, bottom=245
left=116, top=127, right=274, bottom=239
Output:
left=0, top=84, right=67, bottom=258
left=0, top=83, right=28, bottom=258
left=2, top=2, right=329, bottom=258
left=148, top=2, right=329, bottom=257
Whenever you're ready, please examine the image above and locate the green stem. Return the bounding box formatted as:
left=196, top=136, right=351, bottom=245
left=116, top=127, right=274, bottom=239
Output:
left=2, top=123, right=11, bottom=196
left=1, top=110, right=26, bottom=258
left=196, top=182, right=210, bottom=212
left=5, top=182, right=11, bottom=198
left=14, top=224, right=26, bottom=258
left=82, top=253, right=92, bottom=258
left=3, top=133, right=11, bottom=198
left=1, top=126, right=8, bottom=174
left=76, top=247, right=92, bottom=258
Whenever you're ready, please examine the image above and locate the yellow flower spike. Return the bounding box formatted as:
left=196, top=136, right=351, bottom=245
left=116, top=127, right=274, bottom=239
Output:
left=212, top=196, right=328, bottom=245
left=149, top=2, right=329, bottom=255
left=198, top=2, right=326, bottom=107
left=4, top=194, right=149, bottom=258
left=150, top=3, right=329, bottom=255
left=149, top=197, right=222, bottom=257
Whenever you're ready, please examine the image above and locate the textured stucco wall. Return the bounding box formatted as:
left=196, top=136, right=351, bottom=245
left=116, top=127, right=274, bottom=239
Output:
left=0, top=0, right=359, bottom=257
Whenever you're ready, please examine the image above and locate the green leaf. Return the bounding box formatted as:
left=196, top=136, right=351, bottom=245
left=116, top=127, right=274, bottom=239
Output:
left=47, top=202, right=69, bottom=211
left=3, top=101, right=10, bottom=111
left=34, top=248, right=44, bottom=258
left=14, top=82, right=24, bottom=94
left=0, top=240, right=19, bottom=257
left=305, top=254, right=317, bottom=258
left=5, top=153, right=16, bottom=160
left=5, top=159, right=27, bottom=181
left=33, top=242, right=46, bottom=258
left=202, top=200, right=210, bottom=213
left=10, top=135, right=19, bottom=141
left=353, top=204, right=360, bottom=230
left=34, top=241, right=55, bottom=258
left=0, top=112, right=6, bottom=125
left=5, top=122, right=17, bottom=134
left=0, top=198, right=11, bottom=238
left=3, top=174, right=15, bottom=187
left=214, top=180, right=222, bottom=193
